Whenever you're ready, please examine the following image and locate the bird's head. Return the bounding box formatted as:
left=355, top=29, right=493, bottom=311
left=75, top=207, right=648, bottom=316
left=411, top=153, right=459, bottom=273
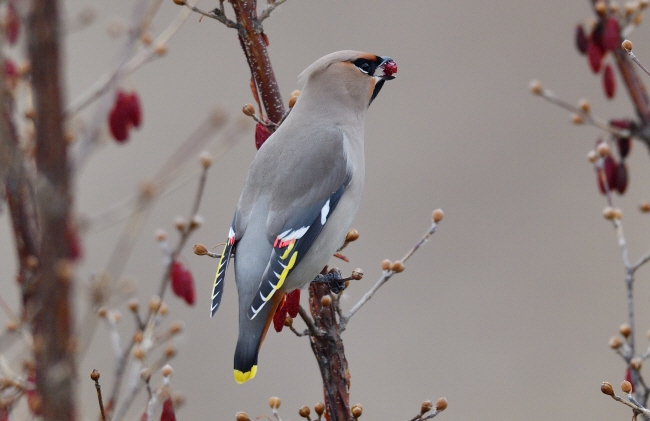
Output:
left=298, top=51, right=397, bottom=111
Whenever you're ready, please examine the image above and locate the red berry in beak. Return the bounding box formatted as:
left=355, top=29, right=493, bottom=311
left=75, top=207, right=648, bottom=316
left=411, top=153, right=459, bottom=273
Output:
left=383, top=60, right=397, bottom=77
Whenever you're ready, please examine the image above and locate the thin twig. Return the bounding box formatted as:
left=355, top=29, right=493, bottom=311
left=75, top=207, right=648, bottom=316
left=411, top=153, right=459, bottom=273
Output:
left=91, top=370, right=106, bottom=421
left=183, top=2, right=239, bottom=28
left=341, top=220, right=440, bottom=329
left=297, top=305, right=321, bottom=336
left=626, top=49, right=650, bottom=78
left=258, top=0, right=288, bottom=22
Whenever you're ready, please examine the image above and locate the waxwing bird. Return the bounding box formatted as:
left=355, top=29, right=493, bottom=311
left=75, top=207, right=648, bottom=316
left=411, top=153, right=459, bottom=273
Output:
left=210, top=51, right=397, bottom=383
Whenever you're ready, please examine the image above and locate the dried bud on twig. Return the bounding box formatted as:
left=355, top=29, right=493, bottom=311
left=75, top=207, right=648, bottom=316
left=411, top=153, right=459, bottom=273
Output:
left=622, top=380, right=633, bottom=393
left=609, top=336, right=623, bottom=349
left=435, top=397, right=448, bottom=411
left=236, top=412, right=251, bottom=421
left=529, top=80, right=543, bottom=95
left=269, top=397, right=281, bottom=409
left=242, top=104, right=255, bottom=117
left=200, top=151, right=213, bottom=169
left=314, top=403, right=325, bottom=416
left=162, top=364, right=174, bottom=377
left=170, top=321, right=184, bottom=335
left=587, top=150, right=598, bottom=163
left=351, top=268, right=363, bottom=280
left=601, top=381, right=614, bottom=396
left=572, top=113, right=584, bottom=124
left=194, top=244, right=209, bottom=255
left=391, top=261, right=405, bottom=273
left=620, top=323, right=631, bottom=338
left=631, top=357, right=643, bottom=370
left=622, top=39, right=633, bottom=52
left=640, top=201, right=650, bottom=213
left=90, top=369, right=100, bottom=381
left=345, top=229, right=359, bottom=242
left=603, top=206, right=616, bottom=220
left=128, top=299, right=139, bottom=313
left=173, top=0, right=186, bottom=5
left=299, top=405, right=311, bottom=418
left=421, top=400, right=433, bottom=414
left=579, top=98, right=591, bottom=113
left=351, top=404, right=362, bottom=418
left=321, top=295, right=332, bottom=307
left=381, top=259, right=392, bottom=271
left=140, top=368, right=152, bottom=382
left=432, top=208, right=444, bottom=223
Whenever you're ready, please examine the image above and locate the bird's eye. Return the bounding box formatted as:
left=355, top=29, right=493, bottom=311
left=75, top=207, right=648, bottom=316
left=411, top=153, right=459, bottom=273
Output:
left=352, top=58, right=373, bottom=75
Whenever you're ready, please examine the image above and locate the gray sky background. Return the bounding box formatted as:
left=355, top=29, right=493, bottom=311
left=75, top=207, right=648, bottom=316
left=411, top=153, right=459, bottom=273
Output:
left=3, top=1, right=650, bottom=420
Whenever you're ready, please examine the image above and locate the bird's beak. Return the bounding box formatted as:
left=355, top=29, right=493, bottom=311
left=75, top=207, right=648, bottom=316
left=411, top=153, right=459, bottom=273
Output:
left=371, top=57, right=397, bottom=104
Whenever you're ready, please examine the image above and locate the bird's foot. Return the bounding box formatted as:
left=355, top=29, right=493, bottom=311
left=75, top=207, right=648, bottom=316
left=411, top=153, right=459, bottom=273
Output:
left=312, top=268, right=346, bottom=294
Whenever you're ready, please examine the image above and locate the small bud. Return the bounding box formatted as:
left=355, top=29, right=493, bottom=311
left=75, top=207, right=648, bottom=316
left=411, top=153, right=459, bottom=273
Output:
left=642, top=0, right=650, bottom=10
left=155, top=229, right=168, bottom=242
left=289, top=96, right=298, bottom=108
left=381, top=259, right=392, bottom=271
left=392, top=261, right=405, bottom=273
left=132, top=346, right=145, bottom=360
left=291, top=90, right=301, bottom=97
left=631, top=357, right=643, bottom=370
left=269, top=397, right=281, bottom=409
left=351, top=268, right=363, bottom=280
left=159, top=302, right=169, bottom=316
left=97, top=307, right=108, bottom=318
left=154, top=42, right=168, bottom=56
left=199, top=151, right=213, bottom=169
left=587, top=150, right=599, bottom=163
left=194, top=244, right=208, bottom=255
left=236, top=412, right=251, bottom=421
left=609, top=336, right=623, bottom=349
left=162, top=364, right=174, bottom=377
left=242, top=104, right=255, bottom=117
left=595, top=0, right=607, bottom=15
left=173, top=0, right=186, bottom=5
left=572, top=113, right=584, bottom=125
left=165, top=344, right=177, bottom=358
left=133, top=331, right=143, bottom=343
left=172, top=392, right=186, bottom=407
left=432, top=208, right=444, bottom=223
left=149, top=296, right=161, bottom=312
left=613, top=208, right=623, bottom=220
left=611, top=2, right=620, bottom=13
left=529, top=80, right=543, bottom=95
left=284, top=316, right=293, bottom=327
left=618, top=323, right=632, bottom=338
left=90, top=369, right=100, bottom=381
left=421, top=400, right=433, bottom=414
left=345, top=229, right=360, bottom=242
left=351, top=404, right=362, bottom=418
left=321, top=295, right=332, bottom=307
left=622, top=380, right=633, bottom=393
left=140, top=367, right=152, bottom=382
left=579, top=99, right=591, bottom=113
left=623, top=39, right=633, bottom=52
left=634, top=12, right=644, bottom=25
left=190, top=215, right=204, bottom=230
left=174, top=216, right=186, bottom=231
left=603, top=206, right=616, bottom=220
left=435, top=397, right=448, bottom=411
left=601, top=381, right=614, bottom=396
left=641, top=202, right=650, bottom=213
left=314, top=403, right=325, bottom=416
left=299, top=405, right=311, bottom=418
left=139, top=180, right=156, bottom=199
left=141, top=32, right=153, bottom=46
left=170, top=321, right=184, bottom=335
left=128, top=299, right=139, bottom=313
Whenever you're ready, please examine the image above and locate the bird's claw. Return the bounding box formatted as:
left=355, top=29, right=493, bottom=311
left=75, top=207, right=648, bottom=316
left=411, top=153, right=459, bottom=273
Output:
left=312, top=269, right=346, bottom=294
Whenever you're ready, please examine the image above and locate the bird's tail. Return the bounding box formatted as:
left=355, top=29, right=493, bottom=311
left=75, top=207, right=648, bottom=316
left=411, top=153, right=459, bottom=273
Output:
left=233, top=291, right=285, bottom=383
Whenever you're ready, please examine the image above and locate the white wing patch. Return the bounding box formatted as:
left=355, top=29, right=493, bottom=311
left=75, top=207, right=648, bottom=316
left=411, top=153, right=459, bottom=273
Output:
left=321, top=200, right=330, bottom=225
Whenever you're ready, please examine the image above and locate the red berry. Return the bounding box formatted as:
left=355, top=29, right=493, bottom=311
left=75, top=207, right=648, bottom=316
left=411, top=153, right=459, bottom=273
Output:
left=286, top=289, right=300, bottom=318
left=604, top=155, right=618, bottom=191
left=603, top=64, right=616, bottom=99
left=255, top=123, right=271, bottom=149
left=161, top=397, right=177, bottom=421
left=610, top=119, right=632, bottom=130
left=108, top=90, right=143, bottom=143
left=126, top=92, right=142, bottom=128
left=587, top=42, right=604, bottom=73
left=273, top=297, right=287, bottom=332
left=575, top=25, right=588, bottom=54
left=5, top=0, right=20, bottom=46
left=383, top=60, right=397, bottom=77
left=603, top=18, right=621, bottom=51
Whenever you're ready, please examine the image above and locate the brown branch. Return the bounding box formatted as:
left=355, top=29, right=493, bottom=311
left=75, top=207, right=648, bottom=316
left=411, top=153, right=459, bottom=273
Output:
left=308, top=283, right=351, bottom=421
left=230, top=0, right=286, bottom=125
left=613, top=47, right=650, bottom=128
left=27, top=0, right=76, bottom=420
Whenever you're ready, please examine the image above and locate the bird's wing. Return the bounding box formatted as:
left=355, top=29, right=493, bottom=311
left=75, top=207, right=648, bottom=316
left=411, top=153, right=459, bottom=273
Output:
left=210, top=218, right=236, bottom=317
left=246, top=127, right=352, bottom=320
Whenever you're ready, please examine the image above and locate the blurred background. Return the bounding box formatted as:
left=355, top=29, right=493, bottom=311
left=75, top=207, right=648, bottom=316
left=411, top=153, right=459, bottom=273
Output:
left=3, top=0, right=650, bottom=419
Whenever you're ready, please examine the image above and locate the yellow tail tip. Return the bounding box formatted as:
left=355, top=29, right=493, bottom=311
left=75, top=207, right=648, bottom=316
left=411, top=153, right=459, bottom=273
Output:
left=234, top=365, right=258, bottom=384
